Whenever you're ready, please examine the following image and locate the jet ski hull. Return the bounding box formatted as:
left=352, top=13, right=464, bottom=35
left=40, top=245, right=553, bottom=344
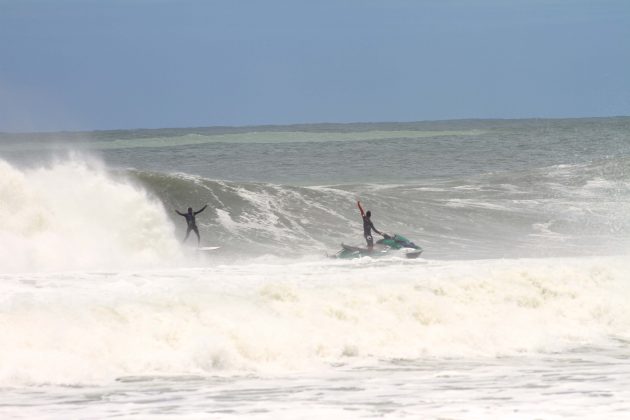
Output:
left=334, top=234, right=423, bottom=259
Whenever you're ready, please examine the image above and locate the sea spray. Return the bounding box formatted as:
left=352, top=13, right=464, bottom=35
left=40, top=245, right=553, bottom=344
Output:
left=0, top=158, right=182, bottom=272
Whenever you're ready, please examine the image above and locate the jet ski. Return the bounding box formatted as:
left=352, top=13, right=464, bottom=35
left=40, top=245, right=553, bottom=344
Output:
left=334, top=234, right=423, bottom=259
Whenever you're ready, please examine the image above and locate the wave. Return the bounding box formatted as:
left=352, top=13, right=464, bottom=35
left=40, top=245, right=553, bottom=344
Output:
left=134, top=156, right=630, bottom=259
left=0, top=155, right=629, bottom=386
left=133, top=170, right=356, bottom=256
left=0, top=158, right=183, bottom=272
left=0, top=256, right=628, bottom=385
left=0, top=154, right=628, bottom=272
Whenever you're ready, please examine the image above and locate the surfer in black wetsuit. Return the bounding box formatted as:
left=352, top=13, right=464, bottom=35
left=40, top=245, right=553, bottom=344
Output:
left=357, top=201, right=383, bottom=251
left=175, top=205, right=208, bottom=245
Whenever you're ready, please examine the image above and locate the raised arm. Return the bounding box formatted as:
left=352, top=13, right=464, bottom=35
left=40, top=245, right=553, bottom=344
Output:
left=194, top=204, right=208, bottom=215
left=175, top=209, right=185, bottom=216
left=357, top=201, right=365, bottom=217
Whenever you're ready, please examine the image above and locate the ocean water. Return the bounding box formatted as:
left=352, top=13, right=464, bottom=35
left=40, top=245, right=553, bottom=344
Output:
left=1, top=118, right=629, bottom=419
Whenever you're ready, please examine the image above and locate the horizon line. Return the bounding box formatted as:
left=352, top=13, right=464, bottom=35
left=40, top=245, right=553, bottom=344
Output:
left=1, top=114, right=629, bottom=136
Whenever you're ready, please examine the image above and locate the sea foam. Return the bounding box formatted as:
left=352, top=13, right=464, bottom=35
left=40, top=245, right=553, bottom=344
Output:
left=0, top=256, right=628, bottom=386
left=0, top=158, right=182, bottom=272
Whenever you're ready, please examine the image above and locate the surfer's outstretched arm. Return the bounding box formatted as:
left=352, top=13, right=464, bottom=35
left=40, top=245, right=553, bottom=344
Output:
left=357, top=201, right=365, bottom=217
left=175, top=209, right=185, bottom=216
left=194, top=204, right=208, bottom=215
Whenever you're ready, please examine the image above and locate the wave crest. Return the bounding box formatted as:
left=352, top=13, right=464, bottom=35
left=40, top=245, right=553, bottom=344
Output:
left=0, top=158, right=182, bottom=272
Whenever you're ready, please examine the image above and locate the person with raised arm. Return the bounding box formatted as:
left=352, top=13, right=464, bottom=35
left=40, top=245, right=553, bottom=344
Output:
left=357, top=201, right=383, bottom=251
left=175, top=204, right=208, bottom=246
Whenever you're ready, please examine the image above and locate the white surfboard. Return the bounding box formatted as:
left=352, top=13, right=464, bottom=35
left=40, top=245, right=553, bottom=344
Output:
left=197, top=246, right=220, bottom=251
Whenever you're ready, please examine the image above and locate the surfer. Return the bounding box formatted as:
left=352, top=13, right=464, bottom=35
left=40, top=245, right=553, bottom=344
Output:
left=175, top=205, right=208, bottom=245
left=357, top=201, right=383, bottom=251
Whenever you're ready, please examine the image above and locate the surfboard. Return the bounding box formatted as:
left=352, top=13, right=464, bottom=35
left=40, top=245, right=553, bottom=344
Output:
left=197, top=246, right=220, bottom=251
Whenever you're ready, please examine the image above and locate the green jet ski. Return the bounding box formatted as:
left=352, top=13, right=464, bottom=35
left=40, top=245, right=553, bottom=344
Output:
left=334, top=234, right=423, bottom=259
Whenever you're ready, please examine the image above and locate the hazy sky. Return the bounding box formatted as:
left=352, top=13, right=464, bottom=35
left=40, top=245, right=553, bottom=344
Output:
left=1, top=0, right=629, bottom=132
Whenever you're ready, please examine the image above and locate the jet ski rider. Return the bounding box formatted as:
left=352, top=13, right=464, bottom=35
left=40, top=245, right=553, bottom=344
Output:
left=357, top=201, right=384, bottom=251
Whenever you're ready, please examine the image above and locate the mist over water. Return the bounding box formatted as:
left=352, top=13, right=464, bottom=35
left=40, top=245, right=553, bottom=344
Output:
left=1, top=118, right=630, bottom=418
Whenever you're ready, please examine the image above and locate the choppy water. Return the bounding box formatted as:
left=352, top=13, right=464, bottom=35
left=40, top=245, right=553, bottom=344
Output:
left=1, top=118, right=629, bottom=418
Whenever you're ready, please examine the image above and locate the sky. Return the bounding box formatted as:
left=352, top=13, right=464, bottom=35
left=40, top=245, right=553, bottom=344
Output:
left=1, top=0, right=629, bottom=132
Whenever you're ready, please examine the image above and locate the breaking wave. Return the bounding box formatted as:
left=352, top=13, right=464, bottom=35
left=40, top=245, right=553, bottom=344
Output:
left=134, top=155, right=630, bottom=259
left=0, top=155, right=629, bottom=386
left=0, top=256, right=628, bottom=385
left=0, top=153, right=628, bottom=273
left=0, top=158, right=182, bottom=272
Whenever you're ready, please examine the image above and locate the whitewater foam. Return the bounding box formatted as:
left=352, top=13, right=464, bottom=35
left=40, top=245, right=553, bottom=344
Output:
left=1, top=255, right=628, bottom=386
left=2, top=120, right=630, bottom=418
left=0, top=158, right=183, bottom=272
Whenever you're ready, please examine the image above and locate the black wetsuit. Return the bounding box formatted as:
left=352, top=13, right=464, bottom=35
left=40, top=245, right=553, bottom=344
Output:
left=176, top=205, right=207, bottom=244
left=362, top=215, right=379, bottom=248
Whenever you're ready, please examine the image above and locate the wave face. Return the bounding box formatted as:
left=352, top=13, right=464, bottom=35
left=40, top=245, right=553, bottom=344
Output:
left=0, top=158, right=182, bottom=272
left=1, top=119, right=629, bottom=389
left=1, top=118, right=629, bottom=267
left=134, top=155, right=630, bottom=259
left=2, top=154, right=625, bottom=269
left=1, top=256, right=628, bottom=385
